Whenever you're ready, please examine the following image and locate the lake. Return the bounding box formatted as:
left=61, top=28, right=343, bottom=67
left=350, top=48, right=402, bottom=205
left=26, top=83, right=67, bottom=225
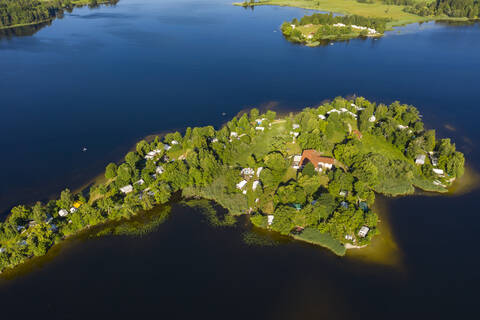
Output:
left=0, top=0, right=479, bottom=318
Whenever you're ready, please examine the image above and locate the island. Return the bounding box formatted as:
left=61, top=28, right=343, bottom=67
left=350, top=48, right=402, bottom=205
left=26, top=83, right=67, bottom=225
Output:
left=0, top=0, right=120, bottom=30
left=235, top=0, right=480, bottom=45
left=0, top=97, right=464, bottom=272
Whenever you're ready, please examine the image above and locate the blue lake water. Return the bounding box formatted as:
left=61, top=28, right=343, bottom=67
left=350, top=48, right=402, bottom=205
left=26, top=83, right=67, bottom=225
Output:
left=0, top=0, right=479, bottom=318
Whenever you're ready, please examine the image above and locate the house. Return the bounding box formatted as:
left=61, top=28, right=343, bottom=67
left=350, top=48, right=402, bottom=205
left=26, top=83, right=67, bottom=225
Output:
left=307, top=34, right=313, bottom=39
left=299, top=150, right=335, bottom=171
left=252, top=180, right=260, bottom=191
left=397, top=125, right=408, bottom=130
left=58, top=209, right=69, bottom=217
left=368, top=115, right=376, bottom=122
left=292, top=203, right=302, bottom=211
left=359, top=201, right=368, bottom=212
left=290, top=131, right=299, bottom=138
left=241, top=168, right=255, bottom=177
left=318, top=114, right=326, bottom=120
left=171, top=140, right=179, bottom=145
left=164, top=145, right=172, bottom=151
left=290, top=24, right=296, bottom=29
left=134, top=179, right=145, bottom=185
left=156, top=166, right=164, bottom=174
left=415, top=154, right=426, bottom=165
left=292, top=123, right=300, bottom=130
left=0, top=247, right=5, bottom=253
left=358, top=226, right=370, bottom=238
left=255, top=126, right=265, bottom=131
left=339, top=190, right=347, bottom=197
left=230, top=131, right=238, bottom=138
left=211, top=138, right=218, bottom=143
left=69, top=207, right=77, bottom=213
left=236, top=180, right=247, bottom=190
left=433, top=168, right=444, bottom=175
left=292, top=154, right=302, bottom=169
left=256, top=167, right=263, bottom=177
left=345, top=234, right=353, bottom=241
left=16, top=225, right=25, bottom=232
left=327, top=109, right=340, bottom=115
left=267, top=215, right=274, bottom=226
left=120, top=185, right=134, bottom=194
left=333, top=23, right=346, bottom=27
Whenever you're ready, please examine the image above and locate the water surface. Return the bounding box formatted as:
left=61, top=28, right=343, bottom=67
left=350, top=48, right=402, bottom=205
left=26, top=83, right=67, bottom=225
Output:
left=0, top=0, right=479, bottom=318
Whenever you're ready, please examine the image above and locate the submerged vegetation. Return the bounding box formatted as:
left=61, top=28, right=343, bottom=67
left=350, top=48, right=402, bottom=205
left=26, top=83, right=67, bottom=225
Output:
left=0, top=97, right=464, bottom=272
left=0, top=0, right=120, bottom=29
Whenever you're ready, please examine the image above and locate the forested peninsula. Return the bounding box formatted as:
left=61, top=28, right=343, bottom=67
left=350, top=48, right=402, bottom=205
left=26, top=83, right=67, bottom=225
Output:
left=236, top=0, right=480, bottom=45
left=0, top=97, right=464, bottom=272
left=0, top=0, right=119, bottom=29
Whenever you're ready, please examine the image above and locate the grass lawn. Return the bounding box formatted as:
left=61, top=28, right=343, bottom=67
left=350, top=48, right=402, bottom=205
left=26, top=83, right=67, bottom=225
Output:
left=232, top=122, right=289, bottom=166
left=359, top=133, right=409, bottom=161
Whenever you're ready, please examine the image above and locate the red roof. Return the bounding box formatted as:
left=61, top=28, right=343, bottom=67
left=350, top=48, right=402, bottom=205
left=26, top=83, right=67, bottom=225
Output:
left=300, top=150, right=335, bottom=168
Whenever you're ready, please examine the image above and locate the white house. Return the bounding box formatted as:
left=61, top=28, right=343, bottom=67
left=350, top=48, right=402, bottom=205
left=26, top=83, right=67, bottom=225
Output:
left=211, top=138, right=218, bottom=143
left=241, top=168, right=255, bottom=177
left=292, top=124, right=300, bottom=130
left=397, top=125, right=408, bottom=130
left=134, top=179, right=145, bottom=185
left=255, top=126, right=265, bottom=131
left=318, top=114, right=326, bottom=120
left=289, top=131, right=299, bottom=138
left=156, top=166, right=164, bottom=174
left=171, top=140, right=179, bottom=145
left=236, top=180, right=247, bottom=190
left=292, top=155, right=302, bottom=169
left=433, top=168, right=444, bottom=175
left=290, top=24, right=296, bottom=29
left=327, top=109, right=340, bottom=115
left=358, top=226, right=370, bottom=238
left=333, top=23, right=346, bottom=27
left=230, top=131, right=238, bottom=138
left=0, top=247, right=5, bottom=253
left=256, top=167, right=263, bottom=177
left=368, top=115, right=376, bottom=122
left=69, top=207, right=77, bottom=214
left=164, top=145, right=172, bottom=151
left=252, top=180, right=260, bottom=191
left=120, top=185, right=134, bottom=194
left=267, top=215, right=274, bottom=226
left=58, top=209, right=69, bottom=217
left=415, top=154, right=426, bottom=165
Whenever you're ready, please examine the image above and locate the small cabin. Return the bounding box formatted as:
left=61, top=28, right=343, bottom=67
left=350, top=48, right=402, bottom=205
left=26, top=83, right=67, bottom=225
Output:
left=58, top=209, right=69, bottom=217
left=415, top=154, right=426, bottom=165
left=252, top=180, right=260, bottom=191
left=358, top=226, right=370, bottom=238
left=267, top=215, right=274, bottom=226
left=120, top=185, right=133, bottom=194
left=433, top=168, right=444, bottom=175
left=236, top=180, right=247, bottom=190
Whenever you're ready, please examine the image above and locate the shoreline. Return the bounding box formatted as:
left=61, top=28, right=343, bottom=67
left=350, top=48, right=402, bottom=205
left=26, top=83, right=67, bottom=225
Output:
left=233, top=2, right=476, bottom=30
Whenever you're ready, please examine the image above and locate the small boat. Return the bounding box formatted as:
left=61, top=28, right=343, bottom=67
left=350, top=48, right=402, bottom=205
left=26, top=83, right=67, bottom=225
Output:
left=222, top=112, right=227, bottom=116
left=82, top=147, right=88, bottom=152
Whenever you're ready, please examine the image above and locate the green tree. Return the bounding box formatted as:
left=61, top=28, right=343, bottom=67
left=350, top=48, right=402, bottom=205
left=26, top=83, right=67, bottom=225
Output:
left=105, top=162, right=118, bottom=179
